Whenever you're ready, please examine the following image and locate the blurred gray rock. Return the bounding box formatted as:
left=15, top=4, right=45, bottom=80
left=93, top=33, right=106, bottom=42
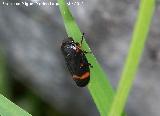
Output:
left=0, top=0, right=160, bottom=116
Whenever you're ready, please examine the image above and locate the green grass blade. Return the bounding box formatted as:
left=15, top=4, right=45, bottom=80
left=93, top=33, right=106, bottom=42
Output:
left=0, top=94, right=32, bottom=116
left=108, top=0, right=155, bottom=116
left=57, top=0, right=120, bottom=116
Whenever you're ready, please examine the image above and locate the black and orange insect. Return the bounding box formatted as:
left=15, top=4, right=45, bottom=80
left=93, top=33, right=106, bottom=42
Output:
left=61, top=33, right=92, bottom=87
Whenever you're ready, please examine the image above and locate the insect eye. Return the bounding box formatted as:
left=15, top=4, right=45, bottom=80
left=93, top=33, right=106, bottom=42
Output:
left=71, top=43, right=75, bottom=46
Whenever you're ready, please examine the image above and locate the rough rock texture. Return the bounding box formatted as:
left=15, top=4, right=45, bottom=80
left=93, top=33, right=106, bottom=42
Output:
left=0, top=0, right=160, bottom=115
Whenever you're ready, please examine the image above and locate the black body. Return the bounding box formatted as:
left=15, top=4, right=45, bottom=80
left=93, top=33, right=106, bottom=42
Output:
left=61, top=37, right=90, bottom=87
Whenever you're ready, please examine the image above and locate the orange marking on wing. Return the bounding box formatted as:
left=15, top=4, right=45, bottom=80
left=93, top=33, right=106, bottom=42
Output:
left=72, top=75, right=80, bottom=80
left=72, top=72, right=90, bottom=80
left=80, top=72, right=90, bottom=80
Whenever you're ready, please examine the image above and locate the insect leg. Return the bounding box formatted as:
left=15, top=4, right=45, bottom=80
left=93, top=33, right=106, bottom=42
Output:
left=81, top=62, right=93, bottom=68
left=80, top=33, right=92, bottom=54
left=80, top=33, right=85, bottom=47
left=88, top=63, right=93, bottom=68
left=83, top=50, right=92, bottom=54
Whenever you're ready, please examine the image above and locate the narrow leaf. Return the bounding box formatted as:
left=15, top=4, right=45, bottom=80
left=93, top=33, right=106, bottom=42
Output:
left=57, top=0, right=121, bottom=115
left=108, top=0, right=155, bottom=116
